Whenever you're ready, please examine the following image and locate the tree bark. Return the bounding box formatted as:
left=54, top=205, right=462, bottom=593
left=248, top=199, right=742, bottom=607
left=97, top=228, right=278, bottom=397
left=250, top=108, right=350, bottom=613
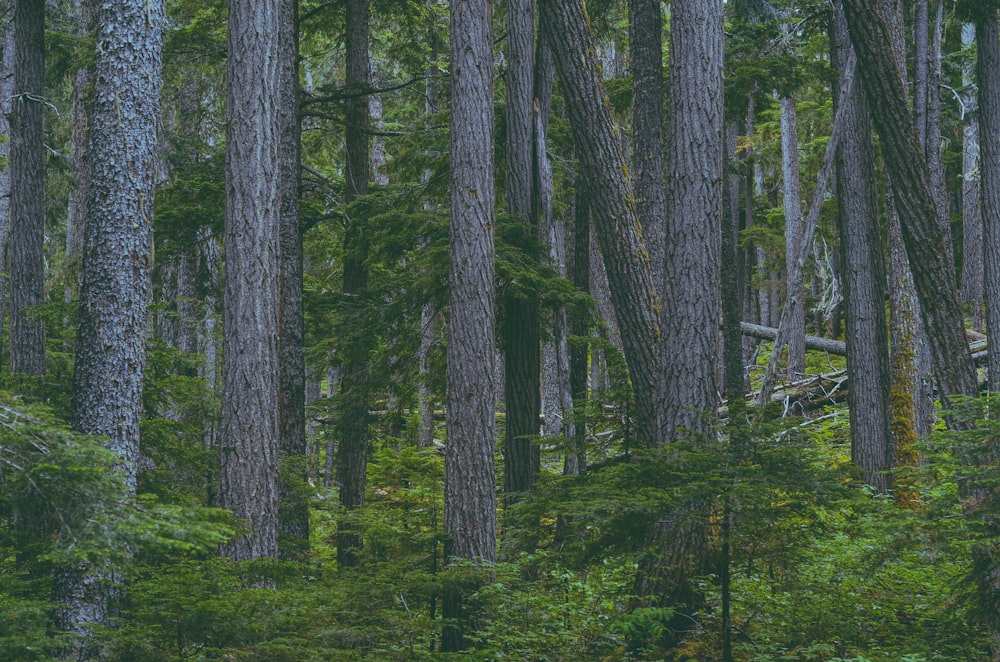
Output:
left=9, top=0, right=45, bottom=377
left=629, top=0, right=666, bottom=286
left=832, top=3, right=893, bottom=494
left=842, top=0, right=979, bottom=402
left=541, top=0, right=666, bottom=448
left=780, top=94, right=806, bottom=380
left=0, top=27, right=14, bottom=368
left=722, top=123, right=747, bottom=402
left=60, top=0, right=164, bottom=642
left=277, top=0, right=308, bottom=560
left=66, top=0, right=93, bottom=292
left=336, top=0, right=372, bottom=568
left=979, top=13, right=1000, bottom=394
left=503, top=0, right=540, bottom=496
left=567, top=173, right=590, bottom=475
left=443, top=0, right=498, bottom=651
left=962, top=22, right=984, bottom=331
left=220, top=0, right=282, bottom=561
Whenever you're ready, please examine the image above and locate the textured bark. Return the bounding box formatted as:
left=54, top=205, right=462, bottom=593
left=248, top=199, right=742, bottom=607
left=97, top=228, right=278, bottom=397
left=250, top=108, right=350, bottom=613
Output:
left=220, top=0, right=282, bottom=561
left=9, top=0, right=45, bottom=376
left=542, top=0, right=666, bottom=448
left=832, top=3, right=893, bottom=494
left=722, top=123, right=747, bottom=402
left=567, top=174, right=590, bottom=475
left=927, top=0, right=953, bottom=276
left=962, top=23, right=984, bottom=331
left=443, top=0, right=498, bottom=650
left=980, top=14, right=1000, bottom=394
left=842, top=0, right=979, bottom=402
left=0, top=27, right=13, bottom=366
left=629, top=0, right=666, bottom=286
left=337, top=0, right=372, bottom=568
left=277, top=0, right=308, bottom=559
left=503, top=0, right=540, bottom=495
left=779, top=95, right=806, bottom=380
left=66, top=0, right=93, bottom=287
left=61, top=0, right=164, bottom=642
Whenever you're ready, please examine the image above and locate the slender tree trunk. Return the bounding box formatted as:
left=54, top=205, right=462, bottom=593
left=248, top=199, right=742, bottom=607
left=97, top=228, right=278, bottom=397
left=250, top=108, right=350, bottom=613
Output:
left=832, top=2, right=893, bottom=494
left=220, top=0, right=282, bottom=561
left=926, top=0, right=954, bottom=277
left=66, top=0, right=93, bottom=293
left=722, top=122, right=746, bottom=402
left=9, top=0, right=45, bottom=377
left=541, top=0, right=666, bottom=449
left=59, top=0, right=164, bottom=644
left=962, top=22, right=984, bottom=331
left=443, top=0, right=498, bottom=651
left=629, top=0, right=666, bottom=285
left=567, top=173, right=590, bottom=475
left=0, top=27, right=14, bottom=368
left=336, top=0, right=372, bottom=568
left=842, top=0, right=979, bottom=402
left=780, top=94, right=806, bottom=380
left=277, top=0, right=308, bottom=560
left=979, top=13, right=1000, bottom=395
left=503, top=0, right=541, bottom=496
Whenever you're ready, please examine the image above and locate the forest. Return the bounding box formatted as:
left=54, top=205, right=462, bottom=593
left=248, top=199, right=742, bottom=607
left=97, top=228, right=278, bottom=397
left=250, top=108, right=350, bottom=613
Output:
left=2, top=0, right=1000, bottom=659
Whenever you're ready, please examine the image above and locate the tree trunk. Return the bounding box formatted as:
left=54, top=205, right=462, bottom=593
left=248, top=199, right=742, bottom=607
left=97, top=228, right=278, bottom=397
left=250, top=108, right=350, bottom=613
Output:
left=780, top=94, right=806, bottom=380
left=832, top=2, right=893, bottom=494
left=962, top=22, right=984, bottom=331
left=567, top=173, right=590, bottom=475
left=503, top=0, right=541, bottom=496
left=979, top=13, right=1000, bottom=394
left=926, top=0, right=954, bottom=278
left=220, top=0, right=282, bottom=561
left=336, top=0, right=372, bottom=568
left=629, top=0, right=666, bottom=286
left=277, top=0, right=308, bottom=560
left=9, top=0, right=45, bottom=377
left=65, top=0, right=93, bottom=292
left=59, top=0, right=164, bottom=643
left=722, top=122, right=747, bottom=402
left=443, top=0, right=498, bottom=651
left=842, top=0, right=979, bottom=402
left=0, top=26, right=14, bottom=368
left=541, top=0, right=666, bottom=448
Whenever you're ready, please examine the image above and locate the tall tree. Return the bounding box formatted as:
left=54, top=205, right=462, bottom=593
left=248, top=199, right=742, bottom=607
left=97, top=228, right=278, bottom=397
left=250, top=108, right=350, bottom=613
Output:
left=962, top=22, right=983, bottom=331
left=336, top=0, right=372, bottom=568
left=503, top=0, right=540, bottom=496
left=779, top=94, right=806, bottom=380
left=60, top=0, right=165, bottom=640
left=978, top=11, right=1000, bottom=395
left=663, top=0, right=724, bottom=441
left=832, top=2, right=893, bottom=493
left=442, top=0, right=498, bottom=650
left=842, top=0, right=979, bottom=402
left=629, top=0, right=666, bottom=285
left=277, top=0, right=308, bottom=559
left=219, top=0, right=283, bottom=561
left=9, top=0, right=45, bottom=377
left=0, top=25, right=14, bottom=368
left=541, top=0, right=666, bottom=449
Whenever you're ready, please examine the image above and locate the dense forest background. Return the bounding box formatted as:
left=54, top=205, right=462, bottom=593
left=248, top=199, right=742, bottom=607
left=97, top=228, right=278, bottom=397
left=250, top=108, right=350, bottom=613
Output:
left=1, top=0, right=1000, bottom=660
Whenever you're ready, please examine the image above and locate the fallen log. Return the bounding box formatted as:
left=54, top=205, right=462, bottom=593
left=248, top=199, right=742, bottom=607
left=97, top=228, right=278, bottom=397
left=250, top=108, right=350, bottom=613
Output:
left=740, top=322, right=846, bottom=355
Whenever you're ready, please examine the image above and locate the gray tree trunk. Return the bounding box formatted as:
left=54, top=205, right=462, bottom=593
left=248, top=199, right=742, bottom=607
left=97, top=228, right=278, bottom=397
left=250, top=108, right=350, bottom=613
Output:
left=220, top=0, right=282, bottom=561
left=503, top=0, right=541, bottom=495
left=780, top=95, right=806, bottom=380
left=0, top=27, right=14, bottom=367
left=277, top=0, right=308, bottom=560
left=629, top=0, right=666, bottom=286
left=442, top=0, right=498, bottom=650
left=842, top=0, right=979, bottom=402
left=59, top=0, right=164, bottom=644
left=65, top=0, right=92, bottom=292
left=979, top=13, right=1000, bottom=394
left=925, top=0, right=954, bottom=278
left=542, top=0, right=666, bottom=449
left=962, top=22, right=984, bottom=331
left=9, top=0, right=45, bottom=377
left=832, top=2, right=893, bottom=494
left=336, top=0, right=372, bottom=568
